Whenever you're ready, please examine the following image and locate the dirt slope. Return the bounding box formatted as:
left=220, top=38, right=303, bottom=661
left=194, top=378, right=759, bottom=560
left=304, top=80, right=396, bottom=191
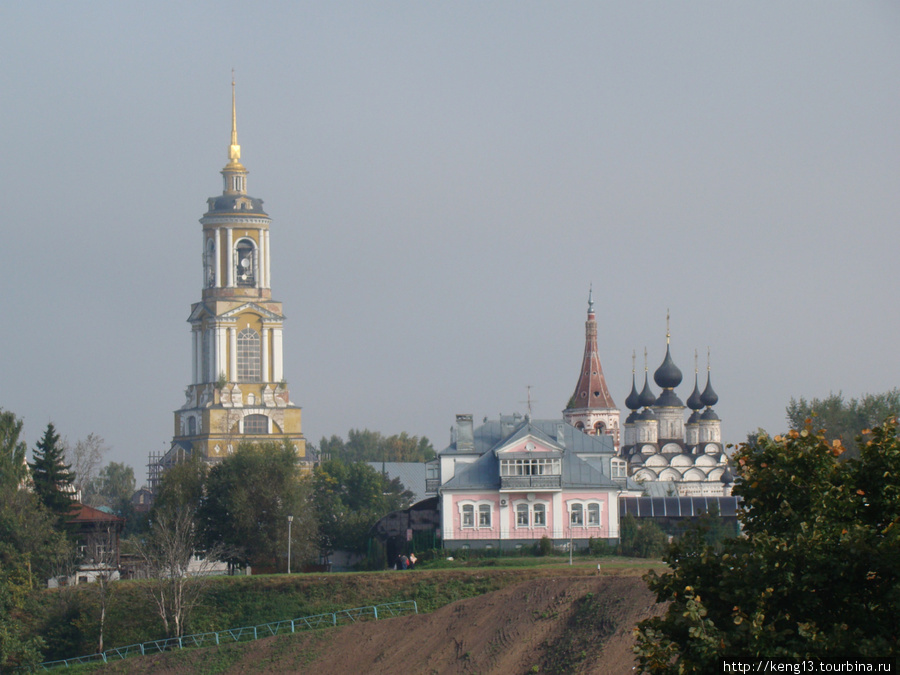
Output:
left=96, top=574, right=663, bottom=674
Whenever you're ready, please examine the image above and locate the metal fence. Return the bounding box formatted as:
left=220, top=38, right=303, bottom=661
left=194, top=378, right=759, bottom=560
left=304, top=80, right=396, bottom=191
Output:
left=39, top=600, right=418, bottom=670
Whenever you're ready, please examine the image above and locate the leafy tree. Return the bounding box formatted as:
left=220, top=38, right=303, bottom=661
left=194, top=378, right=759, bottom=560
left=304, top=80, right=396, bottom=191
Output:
left=617, top=514, right=668, bottom=559
left=311, top=458, right=414, bottom=555
left=29, top=423, right=76, bottom=525
left=634, top=419, right=900, bottom=670
left=0, top=409, right=29, bottom=489
left=90, top=461, right=135, bottom=516
left=198, top=440, right=317, bottom=569
left=318, top=429, right=436, bottom=463
left=152, top=455, right=208, bottom=516
left=785, top=389, right=900, bottom=458
left=0, top=564, right=46, bottom=671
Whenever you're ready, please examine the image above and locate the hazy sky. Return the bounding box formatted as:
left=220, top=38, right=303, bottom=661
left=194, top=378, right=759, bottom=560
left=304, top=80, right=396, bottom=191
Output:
left=2, top=3, right=899, bottom=479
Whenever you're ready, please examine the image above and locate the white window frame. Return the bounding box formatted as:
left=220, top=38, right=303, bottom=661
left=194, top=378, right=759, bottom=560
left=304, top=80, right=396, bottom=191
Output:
left=461, top=504, right=474, bottom=528
left=533, top=503, right=547, bottom=527
left=458, top=500, right=494, bottom=530
left=512, top=499, right=549, bottom=529
left=567, top=500, right=603, bottom=528
left=570, top=503, right=584, bottom=527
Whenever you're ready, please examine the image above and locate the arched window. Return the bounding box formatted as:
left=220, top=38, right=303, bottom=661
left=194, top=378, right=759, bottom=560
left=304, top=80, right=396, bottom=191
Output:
left=187, top=417, right=196, bottom=436
left=205, top=238, right=216, bottom=288
left=533, top=503, right=546, bottom=526
left=478, top=504, right=492, bottom=527
left=237, top=328, right=261, bottom=382
left=243, top=414, right=268, bottom=434
left=461, top=504, right=474, bottom=528
left=516, top=504, right=529, bottom=527
left=570, top=503, right=584, bottom=526
left=587, top=503, right=601, bottom=526
left=235, top=239, right=256, bottom=287
left=594, top=422, right=605, bottom=434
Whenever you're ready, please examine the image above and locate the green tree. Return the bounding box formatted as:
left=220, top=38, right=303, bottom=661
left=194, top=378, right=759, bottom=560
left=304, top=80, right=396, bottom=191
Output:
left=91, top=461, right=136, bottom=516
left=311, top=458, right=414, bottom=555
left=317, top=429, right=435, bottom=463
left=29, top=423, right=76, bottom=524
left=0, top=410, right=29, bottom=489
left=785, top=389, right=900, bottom=458
left=617, top=514, right=668, bottom=559
left=0, top=564, right=46, bottom=671
left=152, top=455, right=208, bottom=516
left=634, top=419, right=900, bottom=671
left=198, top=441, right=317, bottom=569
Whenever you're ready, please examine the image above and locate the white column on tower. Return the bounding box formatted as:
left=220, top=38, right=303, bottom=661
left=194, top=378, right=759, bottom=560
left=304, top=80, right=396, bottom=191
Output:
left=191, top=328, right=199, bottom=384
left=272, top=328, right=284, bottom=382
left=226, top=228, right=234, bottom=287
left=228, top=327, right=237, bottom=381
left=214, top=229, right=222, bottom=287
left=253, top=245, right=260, bottom=289
left=258, top=230, right=266, bottom=288
left=206, top=327, right=215, bottom=383
left=216, top=326, right=227, bottom=380
left=261, top=326, right=270, bottom=382
left=264, top=230, right=271, bottom=288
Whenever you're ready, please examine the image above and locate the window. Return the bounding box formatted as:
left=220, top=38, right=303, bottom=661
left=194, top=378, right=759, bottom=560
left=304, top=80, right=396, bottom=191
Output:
left=243, top=414, right=268, bottom=434
left=500, top=457, right=561, bottom=476
left=478, top=504, right=491, bottom=527
left=594, top=422, right=605, bottom=434
left=611, top=458, right=627, bottom=479
left=462, top=504, right=474, bottom=528
left=235, top=239, right=255, bottom=287
left=588, top=503, right=601, bottom=526
left=205, top=238, right=216, bottom=287
left=570, top=503, right=584, bottom=526
left=236, top=328, right=261, bottom=382
left=533, top=503, right=546, bottom=526
left=516, top=504, right=529, bottom=527
left=187, top=417, right=196, bottom=435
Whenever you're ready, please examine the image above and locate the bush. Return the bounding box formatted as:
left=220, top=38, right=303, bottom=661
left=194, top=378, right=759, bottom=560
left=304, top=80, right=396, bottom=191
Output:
left=536, top=536, right=553, bottom=557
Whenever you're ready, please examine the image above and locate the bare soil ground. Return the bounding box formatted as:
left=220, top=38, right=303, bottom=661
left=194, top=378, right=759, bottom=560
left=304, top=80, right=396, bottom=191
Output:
left=94, top=570, right=664, bottom=675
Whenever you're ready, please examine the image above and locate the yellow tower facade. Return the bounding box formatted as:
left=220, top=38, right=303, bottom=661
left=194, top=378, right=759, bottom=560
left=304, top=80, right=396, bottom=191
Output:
left=168, top=81, right=306, bottom=464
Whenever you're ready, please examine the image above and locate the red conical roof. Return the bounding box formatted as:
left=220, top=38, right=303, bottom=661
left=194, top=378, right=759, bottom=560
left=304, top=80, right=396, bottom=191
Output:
left=568, top=291, right=617, bottom=411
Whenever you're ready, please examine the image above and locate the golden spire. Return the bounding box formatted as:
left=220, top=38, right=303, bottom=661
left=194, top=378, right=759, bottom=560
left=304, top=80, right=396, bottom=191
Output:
left=229, top=70, right=241, bottom=165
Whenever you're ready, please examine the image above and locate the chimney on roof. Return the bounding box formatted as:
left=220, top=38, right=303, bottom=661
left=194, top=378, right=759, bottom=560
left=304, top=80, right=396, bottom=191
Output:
left=556, top=423, right=566, bottom=448
left=456, top=414, right=474, bottom=452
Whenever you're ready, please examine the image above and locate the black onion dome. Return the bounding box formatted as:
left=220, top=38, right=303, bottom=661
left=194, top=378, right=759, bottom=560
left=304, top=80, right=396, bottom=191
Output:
left=625, top=375, right=641, bottom=410
left=639, top=407, right=658, bottom=421
left=701, top=408, right=720, bottom=421
left=638, top=373, right=657, bottom=408
left=701, top=374, right=719, bottom=407
left=686, top=374, right=703, bottom=411
left=721, top=467, right=734, bottom=485
left=654, top=345, right=683, bottom=389
left=625, top=410, right=639, bottom=424
left=655, top=389, right=684, bottom=408
left=686, top=410, right=702, bottom=425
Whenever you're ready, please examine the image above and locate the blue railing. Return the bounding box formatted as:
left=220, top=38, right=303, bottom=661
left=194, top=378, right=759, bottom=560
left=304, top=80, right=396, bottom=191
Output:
left=39, top=600, right=418, bottom=670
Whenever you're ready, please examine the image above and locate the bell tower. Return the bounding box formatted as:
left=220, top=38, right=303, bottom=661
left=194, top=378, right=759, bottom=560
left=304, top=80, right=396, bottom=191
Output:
left=168, top=79, right=306, bottom=463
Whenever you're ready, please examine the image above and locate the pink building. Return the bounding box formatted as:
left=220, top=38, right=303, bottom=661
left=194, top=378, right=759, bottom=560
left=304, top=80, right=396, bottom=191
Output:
left=436, top=414, right=638, bottom=551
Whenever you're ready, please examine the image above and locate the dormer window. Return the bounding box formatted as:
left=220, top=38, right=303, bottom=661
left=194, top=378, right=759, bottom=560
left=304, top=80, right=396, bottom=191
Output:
left=500, top=457, right=561, bottom=477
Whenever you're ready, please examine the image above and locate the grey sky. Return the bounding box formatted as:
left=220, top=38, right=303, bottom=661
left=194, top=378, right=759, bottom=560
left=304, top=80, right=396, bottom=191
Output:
left=2, top=3, right=899, bottom=478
